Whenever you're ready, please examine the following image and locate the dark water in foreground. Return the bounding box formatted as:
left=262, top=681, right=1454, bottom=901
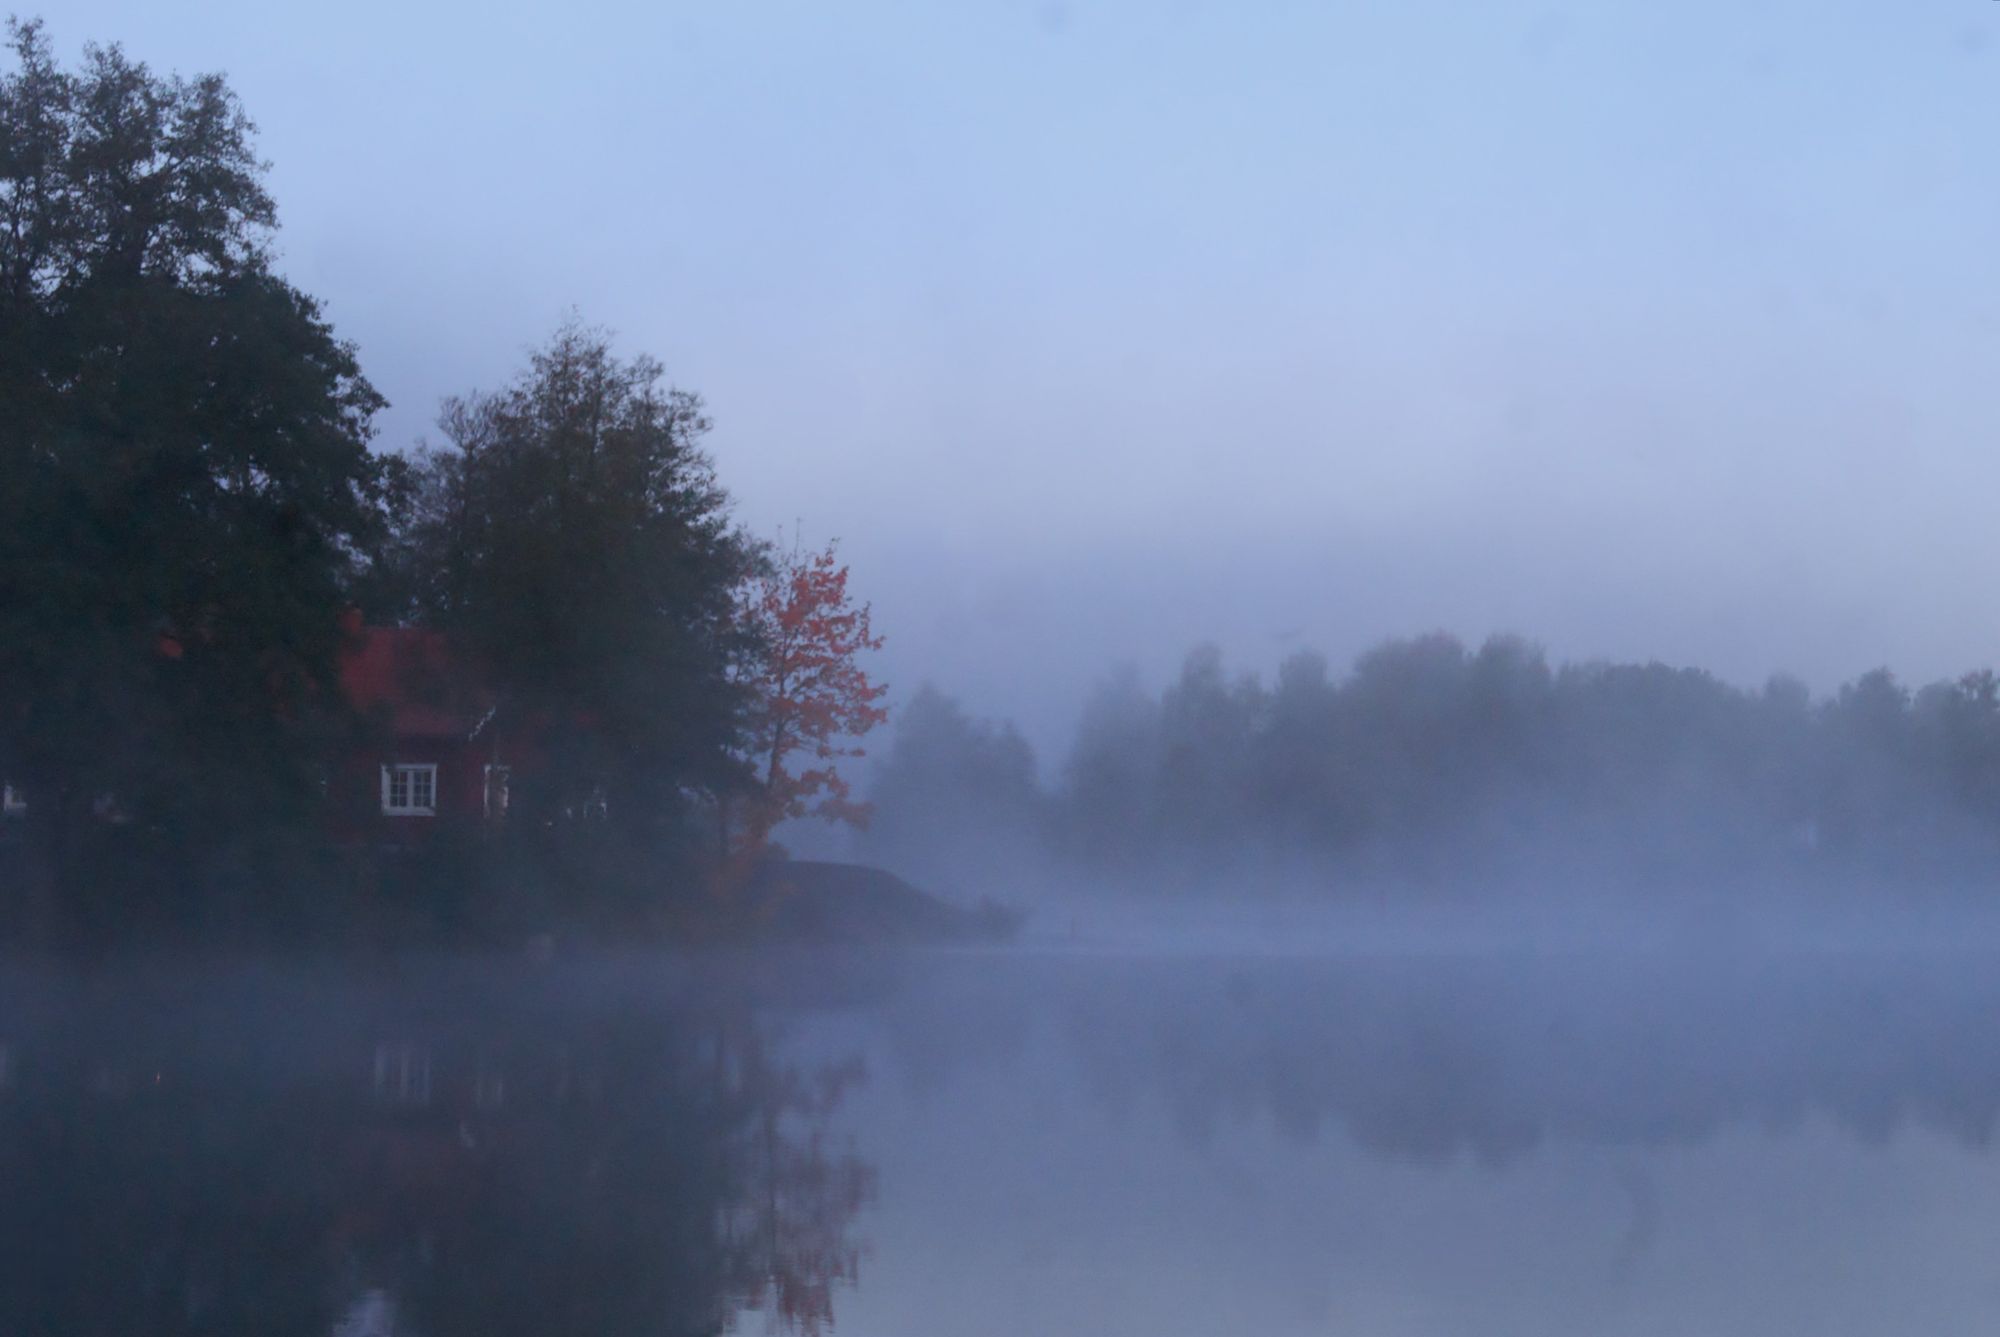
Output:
left=7, top=946, right=2000, bottom=1334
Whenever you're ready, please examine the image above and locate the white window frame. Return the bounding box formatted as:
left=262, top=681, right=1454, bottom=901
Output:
left=380, top=763, right=439, bottom=817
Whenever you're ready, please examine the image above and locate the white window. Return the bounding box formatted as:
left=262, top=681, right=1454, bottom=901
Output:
left=380, top=763, right=438, bottom=816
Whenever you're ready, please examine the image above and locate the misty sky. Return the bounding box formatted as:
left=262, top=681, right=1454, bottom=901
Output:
left=49, top=0, right=2000, bottom=759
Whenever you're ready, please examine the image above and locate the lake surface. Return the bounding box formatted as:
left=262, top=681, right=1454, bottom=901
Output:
left=7, top=945, right=2000, bottom=1334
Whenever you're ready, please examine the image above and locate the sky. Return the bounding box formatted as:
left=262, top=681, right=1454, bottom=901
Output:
left=44, top=0, right=2000, bottom=764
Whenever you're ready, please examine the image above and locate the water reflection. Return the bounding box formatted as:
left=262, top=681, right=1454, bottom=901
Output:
left=1042, top=953, right=2000, bottom=1160
left=0, top=960, right=874, bottom=1337
left=826, top=950, right=2000, bottom=1337
left=13, top=949, right=2000, bottom=1336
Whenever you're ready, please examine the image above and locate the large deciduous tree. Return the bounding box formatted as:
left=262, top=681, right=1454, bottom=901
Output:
left=394, top=320, right=760, bottom=837
left=0, top=21, right=390, bottom=913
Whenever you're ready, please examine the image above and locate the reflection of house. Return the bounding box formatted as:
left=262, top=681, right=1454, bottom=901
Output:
left=333, top=614, right=528, bottom=843
left=0, top=784, right=122, bottom=829
left=0, top=974, right=871, bottom=1337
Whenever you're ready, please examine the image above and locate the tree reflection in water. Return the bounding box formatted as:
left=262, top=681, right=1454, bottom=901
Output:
left=19, top=949, right=2000, bottom=1335
left=0, top=960, right=874, bottom=1337
left=1042, top=952, right=2000, bottom=1163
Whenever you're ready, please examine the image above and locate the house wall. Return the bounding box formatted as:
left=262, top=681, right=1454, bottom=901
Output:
left=325, top=736, right=515, bottom=847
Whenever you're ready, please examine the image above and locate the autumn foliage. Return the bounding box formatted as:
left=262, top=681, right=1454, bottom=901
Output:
left=737, top=539, right=889, bottom=852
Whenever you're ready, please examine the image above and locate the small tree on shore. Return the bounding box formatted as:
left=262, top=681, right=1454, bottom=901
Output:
left=735, top=538, right=888, bottom=856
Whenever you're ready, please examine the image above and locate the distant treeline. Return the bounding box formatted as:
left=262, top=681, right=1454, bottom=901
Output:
left=862, top=636, right=2000, bottom=892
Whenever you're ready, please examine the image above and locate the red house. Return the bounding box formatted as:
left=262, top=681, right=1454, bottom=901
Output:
left=1, top=618, right=532, bottom=844
left=334, top=616, right=520, bottom=843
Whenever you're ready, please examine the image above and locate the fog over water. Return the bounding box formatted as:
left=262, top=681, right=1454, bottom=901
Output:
left=823, top=948, right=2000, bottom=1336
left=16, top=948, right=2000, bottom=1336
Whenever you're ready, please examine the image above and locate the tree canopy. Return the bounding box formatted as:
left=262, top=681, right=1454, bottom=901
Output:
left=736, top=537, right=888, bottom=851
left=0, top=20, right=389, bottom=909
left=388, top=320, right=761, bottom=834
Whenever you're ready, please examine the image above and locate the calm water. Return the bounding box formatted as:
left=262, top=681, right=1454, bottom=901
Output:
left=7, top=946, right=2000, bottom=1334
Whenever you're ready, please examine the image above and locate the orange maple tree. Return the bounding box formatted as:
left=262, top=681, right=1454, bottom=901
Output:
left=737, top=538, right=889, bottom=853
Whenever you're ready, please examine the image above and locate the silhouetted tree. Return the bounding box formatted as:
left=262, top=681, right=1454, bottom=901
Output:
left=1817, top=667, right=1917, bottom=858
left=862, top=684, right=1043, bottom=890
left=0, top=21, right=391, bottom=926
left=1153, top=645, right=1265, bottom=867
left=1058, top=667, right=1164, bottom=867
left=393, top=320, right=760, bottom=842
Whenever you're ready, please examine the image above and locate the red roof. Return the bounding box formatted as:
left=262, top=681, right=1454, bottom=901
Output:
left=339, top=624, right=498, bottom=740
